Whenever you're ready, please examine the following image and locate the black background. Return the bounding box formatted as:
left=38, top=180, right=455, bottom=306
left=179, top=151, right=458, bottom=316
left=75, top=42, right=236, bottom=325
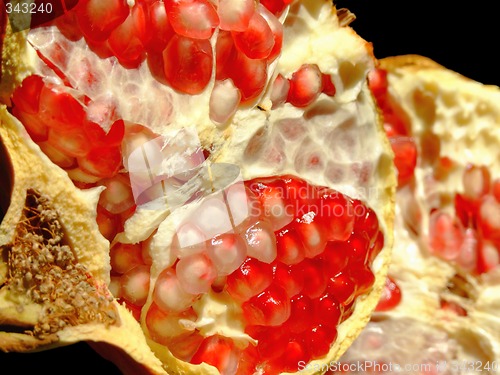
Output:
left=1, top=1, right=498, bottom=374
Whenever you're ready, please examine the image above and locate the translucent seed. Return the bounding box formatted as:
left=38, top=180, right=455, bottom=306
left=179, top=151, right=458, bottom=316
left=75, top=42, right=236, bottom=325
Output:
left=321, top=242, right=349, bottom=277
left=153, top=268, right=197, bottom=313
left=314, top=293, right=342, bottom=326
left=375, top=276, right=402, bottom=312
left=286, top=64, right=323, bottom=108
left=226, top=257, right=273, bottom=301
left=146, top=304, right=198, bottom=345
left=109, top=276, right=122, bottom=299
left=12, top=109, right=48, bottom=142
left=428, top=210, right=464, bottom=261
left=478, top=195, right=500, bottom=241
left=145, top=1, right=175, bottom=53
left=48, top=127, right=91, bottom=157
left=294, top=215, right=327, bottom=258
left=78, top=145, right=122, bottom=178
left=275, top=227, right=305, bottom=265
left=76, top=0, right=129, bottom=42
left=110, top=243, right=144, bottom=275
left=273, top=262, right=304, bottom=297
left=257, top=4, right=283, bottom=62
left=172, top=222, right=208, bottom=258
left=207, top=234, right=247, bottom=276
left=390, top=136, right=418, bottom=187
left=232, top=10, right=274, bottom=59
left=226, top=50, right=268, bottom=102
left=165, top=0, right=219, bottom=40
left=285, top=294, right=313, bottom=333
left=302, top=324, right=337, bottom=358
left=121, top=264, right=150, bottom=306
left=217, top=0, right=255, bottom=32
left=176, top=253, right=217, bottom=294
left=298, top=258, right=327, bottom=299
left=191, top=336, right=239, bottom=375
left=328, top=273, right=356, bottom=305
left=270, top=73, right=289, bottom=108
left=244, top=220, right=277, bottom=264
left=209, top=79, right=241, bottom=125
left=38, top=141, right=77, bottom=169
left=11, top=75, right=44, bottom=114
left=242, top=284, right=291, bottom=326
left=463, top=164, right=491, bottom=200
left=319, top=192, right=355, bottom=242
left=99, top=173, right=135, bottom=214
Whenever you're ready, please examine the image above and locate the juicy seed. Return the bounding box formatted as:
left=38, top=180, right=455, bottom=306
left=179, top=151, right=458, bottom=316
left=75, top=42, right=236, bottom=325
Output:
left=11, top=75, right=44, bottom=114
left=38, top=141, right=76, bottom=169
left=163, top=35, right=213, bottom=94
left=428, top=210, right=464, bottom=261
left=328, top=274, right=356, bottom=306
left=375, top=276, right=402, bottom=312
left=242, top=284, right=291, bottom=326
left=76, top=0, right=129, bottom=42
left=390, top=136, right=418, bottom=187
left=299, top=258, right=327, bottom=299
left=48, top=128, right=90, bottom=157
left=478, top=195, right=500, bottom=241
left=257, top=4, right=284, bottom=62
left=99, top=174, right=135, bottom=214
left=321, top=73, right=337, bottom=96
left=244, top=220, right=277, bottom=264
left=110, top=243, right=144, bottom=274
left=165, top=0, right=219, bottom=39
left=259, top=0, right=291, bottom=16
left=275, top=227, right=305, bottom=265
left=191, top=336, right=240, bottom=375
left=120, top=264, right=151, bottom=306
left=207, top=234, right=247, bottom=276
left=153, top=268, right=198, bottom=313
left=77, top=145, right=122, bottom=178
left=270, top=73, right=290, bottom=108
left=303, top=324, right=337, bottom=358
left=273, top=262, right=304, bottom=297
left=146, top=304, right=198, bottom=345
left=217, top=0, right=255, bottom=32
left=226, top=257, right=273, bottom=301
left=285, top=294, right=313, bottom=333
left=294, top=214, right=327, bottom=258
left=463, top=164, right=491, bottom=199
left=209, top=79, right=242, bottom=125
left=287, top=64, right=323, bottom=108
left=493, top=179, right=500, bottom=202
left=232, top=10, right=274, bottom=59
left=176, top=253, right=217, bottom=294
left=145, top=1, right=175, bottom=53
left=227, top=50, right=268, bottom=102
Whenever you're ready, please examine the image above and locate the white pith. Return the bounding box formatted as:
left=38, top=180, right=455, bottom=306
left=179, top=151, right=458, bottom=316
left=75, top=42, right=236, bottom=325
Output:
left=0, top=1, right=395, bottom=374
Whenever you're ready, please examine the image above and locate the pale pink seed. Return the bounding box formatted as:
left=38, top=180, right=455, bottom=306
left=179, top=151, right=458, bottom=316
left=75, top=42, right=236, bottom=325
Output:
left=428, top=211, right=463, bottom=261
left=257, top=3, right=283, bottom=61
left=457, top=228, right=478, bottom=272
left=217, top=0, right=255, bottom=31
left=207, top=234, right=247, bottom=275
left=479, top=195, right=500, bottom=237
left=261, top=193, right=294, bottom=231
left=109, top=276, right=122, bottom=299
left=172, top=222, right=208, bottom=258
left=38, top=141, right=76, bottom=169
left=176, top=253, right=218, bottom=294
left=146, top=304, right=197, bottom=343
left=287, top=64, right=323, bottom=108
left=225, top=182, right=259, bottom=228
left=270, top=73, right=290, bottom=108
left=463, top=164, right=490, bottom=199
left=480, top=241, right=500, bottom=273
left=121, top=265, right=151, bottom=306
left=153, top=268, right=198, bottom=313
left=244, top=220, right=277, bottom=263
left=166, top=0, right=219, bottom=40
left=66, top=167, right=102, bottom=183
left=110, top=243, right=144, bottom=275
left=99, top=173, right=135, bottom=214
left=193, top=196, right=234, bottom=238
left=209, top=79, right=241, bottom=125
left=295, top=219, right=327, bottom=258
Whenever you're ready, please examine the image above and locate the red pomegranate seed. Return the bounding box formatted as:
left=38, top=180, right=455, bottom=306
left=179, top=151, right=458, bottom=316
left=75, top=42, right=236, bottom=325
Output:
left=273, top=339, right=310, bottom=373
left=110, top=243, right=144, bottom=275
left=477, top=240, right=500, bottom=274
left=76, top=0, right=129, bottom=42
left=257, top=4, right=283, bottom=62
left=375, top=276, right=402, bottom=312
left=270, top=73, right=290, bottom=108
left=493, top=179, right=500, bottom=202
left=244, top=220, right=277, bottom=264
left=109, top=276, right=122, bottom=298
left=38, top=84, right=85, bottom=131
left=226, top=257, right=273, bottom=301
left=440, top=299, right=467, bottom=316
left=153, top=268, right=198, bottom=313
left=38, top=141, right=77, bottom=169
left=463, top=164, right=491, bottom=200
left=215, top=30, right=235, bottom=80
left=302, top=324, right=337, bottom=358
left=217, top=0, right=255, bottom=32
left=99, top=173, right=135, bottom=214
left=454, top=193, right=477, bottom=229
left=275, top=227, right=306, bottom=265
left=165, top=0, right=219, bottom=40
left=12, top=109, right=49, bottom=142
left=328, top=273, right=356, bottom=305
left=120, top=264, right=151, bottom=306
left=298, top=258, right=327, bottom=299
left=285, top=294, right=313, bottom=333
left=390, top=136, right=417, bottom=187
left=254, top=180, right=294, bottom=231
left=96, top=205, right=119, bottom=241
left=259, top=0, right=291, bottom=16
left=145, top=1, right=175, bottom=53
left=352, top=265, right=375, bottom=296
left=78, top=145, right=122, bottom=178
left=368, top=68, right=388, bottom=100
left=273, top=262, right=304, bottom=297
left=226, top=50, right=268, bottom=102
left=209, top=79, right=242, bottom=124
left=176, top=253, right=217, bottom=294
left=456, top=227, right=479, bottom=272
left=319, top=192, right=355, bottom=241
left=191, top=336, right=239, bottom=375
left=83, top=119, right=125, bottom=148
left=48, top=127, right=91, bottom=157
left=163, top=35, right=213, bottom=94
left=321, top=73, right=337, bottom=96
left=478, top=195, right=500, bottom=241
left=321, top=242, right=349, bottom=277
left=287, top=64, right=323, bottom=108
left=232, top=9, right=274, bottom=59
left=428, top=210, right=464, bottom=261
left=242, top=284, right=291, bottom=326
left=249, top=326, right=288, bottom=361
left=314, top=293, right=342, bottom=327
left=207, top=234, right=247, bottom=276
left=11, top=75, right=44, bottom=114
left=294, top=214, right=327, bottom=258
left=345, top=233, right=370, bottom=265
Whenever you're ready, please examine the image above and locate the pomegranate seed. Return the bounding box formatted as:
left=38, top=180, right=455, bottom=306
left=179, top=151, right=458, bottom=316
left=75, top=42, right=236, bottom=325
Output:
left=249, top=326, right=288, bottom=360
left=375, top=276, right=402, bottom=312
left=287, top=64, right=323, bottom=108
left=477, top=240, right=500, bottom=274
left=454, top=193, right=477, bottom=229
left=146, top=304, right=198, bottom=345
left=96, top=205, right=120, bottom=241
left=66, top=167, right=101, bottom=184
left=165, top=0, right=219, bottom=39
left=207, top=234, right=247, bottom=275
left=54, top=7, right=82, bottom=41
left=209, top=79, right=242, bottom=124
left=428, top=210, right=464, bottom=261
left=76, top=0, right=129, bottom=42
left=38, top=141, right=77, bottom=169
left=390, top=136, right=418, bottom=187
left=218, top=0, right=255, bottom=32
left=463, top=164, right=491, bottom=200
left=39, top=84, right=85, bottom=131
left=191, top=336, right=239, bottom=375
left=285, top=294, right=313, bottom=333
left=259, top=0, right=291, bottom=16
left=302, top=324, right=337, bottom=358
left=242, top=284, right=291, bottom=326
left=84, top=119, right=125, bottom=148
left=254, top=180, right=294, bottom=231
left=172, top=222, right=208, bottom=258
left=493, top=179, right=500, bottom=202
left=298, top=258, right=327, bottom=299
left=153, top=268, right=198, bottom=312
left=226, top=257, right=273, bottom=301
left=108, top=2, right=149, bottom=67
left=232, top=9, right=274, bottom=59
left=321, top=73, right=336, bottom=96
left=215, top=30, right=235, bottom=80
left=440, top=299, right=467, bottom=316
left=168, top=332, right=205, bottom=362
left=270, top=73, right=290, bottom=108
left=12, top=109, right=49, bottom=142
left=273, top=262, right=304, bottom=297
left=456, top=227, right=479, bottom=272
left=176, top=253, right=217, bottom=294
left=110, top=243, right=144, bottom=275
left=478, top=195, right=500, bottom=241
left=120, top=264, right=150, bottom=306
left=242, top=220, right=276, bottom=263
left=145, top=1, right=175, bottom=53
left=163, top=35, right=213, bottom=94
left=257, top=4, right=283, bottom=62
left=321, top=242, right=349, bottom=276
left=226, top=50, right=268, bottom=102
left=275, top=227, right=305, bottom=265
left=345, top=233, right=370, bottom=265
left=48, top=127, right=91, bottom=157
left=78, top=145, right=122, bottom=178
left=98, top=173, right=135, bottom=214
left=314, top=293, right=342, bottom=327
left=368, top=230, right=385, bottom=264
left=273, top=339, right=310, bottom=372
left=368, top=68, right=388, bottom=100
left=328, top=273, right=356, bottom=305
left=11, top=75, right=44, bottom=114
left=109, top=276, right=122, bottom=298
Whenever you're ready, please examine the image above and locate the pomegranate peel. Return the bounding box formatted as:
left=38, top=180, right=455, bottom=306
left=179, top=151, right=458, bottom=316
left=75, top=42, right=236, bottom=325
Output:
left=0, top=0, right=396, bottom=374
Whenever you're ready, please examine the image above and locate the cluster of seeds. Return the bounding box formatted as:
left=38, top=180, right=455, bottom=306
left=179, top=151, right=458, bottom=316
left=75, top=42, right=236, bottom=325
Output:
left=2, top=190, right=117, bottom=338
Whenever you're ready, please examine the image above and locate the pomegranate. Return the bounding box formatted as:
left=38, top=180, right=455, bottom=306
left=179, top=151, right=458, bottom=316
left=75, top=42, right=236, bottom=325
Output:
left=0, top=1, right=396, bottom=374
left=337, top=55, right=500, bottom=372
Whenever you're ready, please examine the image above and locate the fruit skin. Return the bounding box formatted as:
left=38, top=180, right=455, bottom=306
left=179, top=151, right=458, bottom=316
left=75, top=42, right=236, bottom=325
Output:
left=0, top=1, right=396, bottom=374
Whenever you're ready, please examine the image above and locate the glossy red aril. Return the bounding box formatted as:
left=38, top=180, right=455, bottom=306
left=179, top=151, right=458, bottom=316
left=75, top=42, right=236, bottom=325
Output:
left=145, top=1, right=175, bottom=53
left=376, top=276, right=402, bottom=312
left=165, top=0, right=219, bottom=40
left=232, top=9, right=275, bottom=60
left=217, top=0, right=255, bottom=32
left=260, top=0, right=292, bottom=16
left=191, top=336, right=239, bottom=375
left=242, top=284, right=291, bottom=326
left=390, top=136, right=417, bottom=186
left=287, top=64, right=323, bottom=108
left=76, top=0, right=130, bottom=42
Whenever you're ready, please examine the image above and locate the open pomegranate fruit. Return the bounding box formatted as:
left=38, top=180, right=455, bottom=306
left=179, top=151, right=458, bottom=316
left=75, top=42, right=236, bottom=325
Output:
left=335, top=55, right=500, bottom=373
left=0, top=1, right=396, bottom=374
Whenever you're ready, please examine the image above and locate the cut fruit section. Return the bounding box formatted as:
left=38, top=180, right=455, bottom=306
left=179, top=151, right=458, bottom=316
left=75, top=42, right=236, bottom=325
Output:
left=339, top=55, right=500, bottom=369
left=0, top=1, right=395, bottom=374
